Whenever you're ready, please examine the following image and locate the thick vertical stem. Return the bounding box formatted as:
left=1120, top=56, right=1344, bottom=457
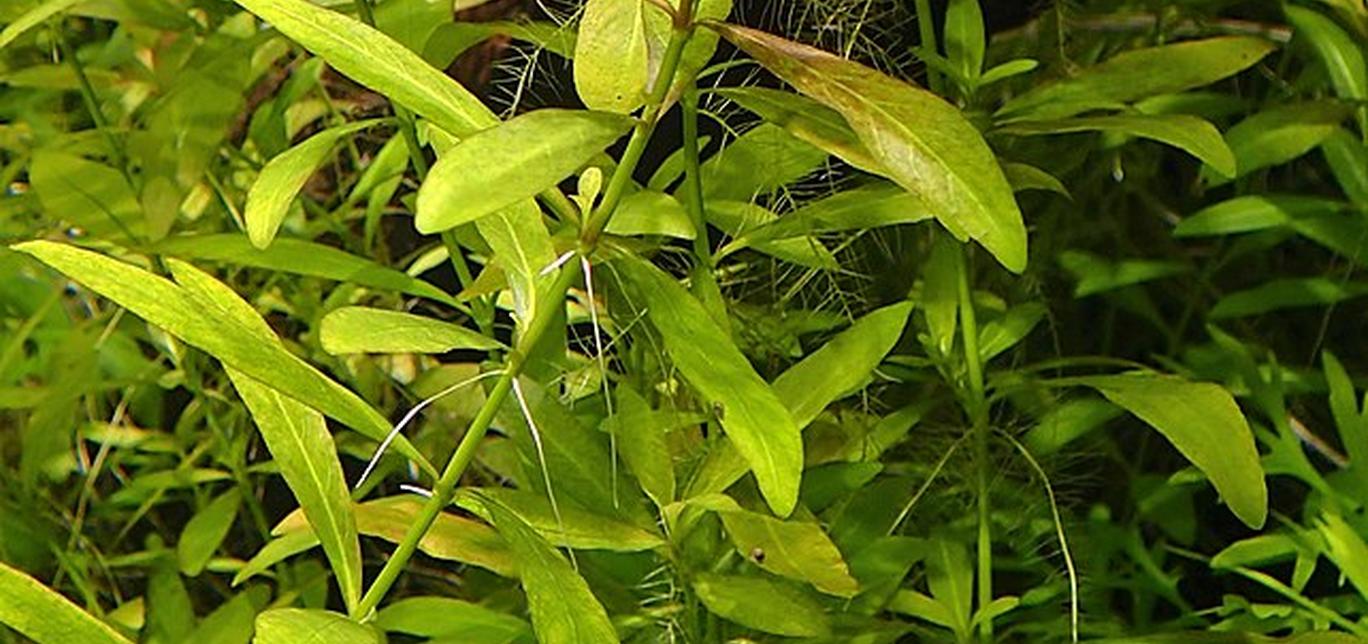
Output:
left=680, top=89, right=711, bottom=264
left=956, top=246, right=993, bottom=641
left=914, top=0, right=944, bottom=94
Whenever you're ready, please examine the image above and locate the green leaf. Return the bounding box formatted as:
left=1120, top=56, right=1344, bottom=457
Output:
left=888, top=589, right=958, bottom=632
left=228, top=369, right=363, bottom=613
left=188, top=588, right=265, bottom=644
left=177, top=487, right=242, bottom=576
left=1323, top=351, right=1368, bottom=472
left=455, top=488, right=664, bottom=551
left=12, top=242, right=431, bottom=470
left=716, top=505, right=860, bottom=596
left=1316, top=512, right=1368, bottom=601
left=1058, top=250, right=1188, bottom=297
left=604, top=190, right=697, bottom=239
left=1286, top=6, right=1368, bottom=105
left=616, top=256, right=803, bottom=515
left=997, top=36, right=1277, bottom=121
left=245, top=120, right=381, bottom=249
left=155, top=234, right=458, bottom=306
left=254, top=608, right=380, bottom=644
left=1209, top=278, right=1368, bottom=319
left=997, top=114, right=1236, bottom=178
left=1210, top=534, right=1300, bottom=569
left=481, top=494, right=618, bottom=644
left=1023, top=397, right=1123, bottom=456
left=1076, top=374, right=1267, bottom=529
left=604, top=386, right=676, bottom=507
left=319, top=307, right=501, bottom=355
left=416, top=109, right=632, bottom=234
left=720, top=182, right=930, bottom=257
left=232, top=0, right=496, bottom=137
left=978, top=301, right=1045, bottom=362
left=713, top=23, right=1028, bottom=272
left=705, top=200, right=839, bottom=269
left=0, top=560, right=132, bottom=643
left=30, top=150, right=143, bottom=239
left=0, top=0, right=81, bottom=50
left=1207, top=101, right=1353, bottom=184
left=714, top=86, right=882, bottom=172
left=375, top=597, right=533, bottom=643
left=1002, top=162, right=1070, bottom=197
left=921, top=231, right=960, bottom=355
left=979, top=58, right=1038, bottom=86
left=692, top=573, right=830, bottom=637
left=926, top=538, right=973, bottom=636
left=945, top=0, right=985, bottom=79
left=699, top=122, right=829, bottom=202
left=574, top=0, right=649, bottom=113
left=472, top=201, right=558, bottom=324
left=1321, top=128, right=1368, bottom=208
left=1174, top=195, right=1347, bottom=237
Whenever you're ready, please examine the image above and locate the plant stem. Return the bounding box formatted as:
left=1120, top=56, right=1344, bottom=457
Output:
left=680, top=88, right=712, bottom=265
left=351, top=20, right=698, bottom=621
left=56, top=25, right=133, bottom=192
left=955, top=245, right=993, bottom=641
left=914, top=0, right=943, bottom=94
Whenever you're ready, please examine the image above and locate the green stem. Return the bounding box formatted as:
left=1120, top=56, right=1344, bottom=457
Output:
left=914, top=0, right=944, bottom=94
left=955, top=246, right=993, bottom=641
left=56, top=26, right=133, bottom=191
left=680, top=89, right=711, bottom=264
left=351, top=18, right=698, bottom=621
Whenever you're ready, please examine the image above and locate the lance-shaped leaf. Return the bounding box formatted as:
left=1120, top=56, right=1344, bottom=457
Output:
left=997, top=114, right=1236, bottom=178
left=997, top=36, right=1277, bottom=121
left=481, top=494, right=618, bottom=644
left=574, top=0, right=650, bottom=113
left=693, top=573, right=829, bottom=637
left=228, top=369, right=363, bottom=613
left=11, top=243, right=432, bottom=471
left=245, top=120, right=382, bottom=249
left=1076, top=374, right=1267, bottom=529
left=375, top=597, right=533, bottom=643
left=417, top=109, right=633, bottom=234
left=0, top=560, right=132, bottom=643
left=255, top=609, right=380, bottom=644
left=177, top=488, right=242, bottom=576
left=231, top=0, right=496, bottom=137
left=714, top=86, right=882, bottom=172
left=0, top=0, right=83, bottom=50
left=1286, top=6, right=1367, bottom=107
left=1207, top=101, right=1353, bottom=184
left=713, top=501, right=859, bottom=596
left=455, top=488, right=664, bottom=551
left=711, top=23, right=1027, bottom=272
left=319, top=307, right=502, bottom=355
left=616, top=256, right=802, bottom=515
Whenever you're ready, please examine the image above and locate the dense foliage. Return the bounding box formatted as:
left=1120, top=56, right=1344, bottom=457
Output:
left=2, top=0, right=1368, bottom=641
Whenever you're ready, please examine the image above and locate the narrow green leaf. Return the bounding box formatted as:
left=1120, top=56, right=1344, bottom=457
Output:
left=722, top=182, right=930, bottom=257
left=997, top=36, right=1277, bottom=121
left=1207, top=101, right=1353, bottom=184
left=1023, top=397, right=1123, bottom=456
left=714, top=86, right=882, bottom=172
left=1210, top=534, right=1300, bottom=569
left=699, top=122, right=829, bottom=202
left=921, top=231, right=960, bottom=355
left=713, top=23, right=1028, bottom=271
left=155, top=234, right=458, bottom=306
left=481, top=494, right=618, bottom=644
left=231, top=0, right=496, bottom=137
left=616, top=256, right=803, bottom=515
left=692, top=573, right=830, bottom=637
left=12, top=242, right=431, bottom=470
left=455, top=488, right=663, bottom=551
left=1174, top=195, right=1347, bottom=237
left=605, top=386, right=676, bottom=507
left=1286, top=6, right=1368, bottom=104
left=888, top=589, right=958, bottom=631
left=605, top=190, right=697, bottom=239
left=0, top=0, right=82, bottom=51
left=227, top=369, right=363, bottom=612
left=0, top=560, right=132, bottom=644
left=473, top=201, right=558, bottom=324
left=998, top=114, right=1236, bottom=178
left=254, top=608, right=380, bottom=644
left=30, top=150, right=143, bottom=239
left=1317, top=512, right=1368, bottom=601
left=1209, top=278, right=1368, bottom=318
left=319, top=307, right=501, bottom=355
left=979, top=58, right=1038, bottom=86
left=245, top=120, right=381, bottom=249
left=1002, top=162, right=1070, bottom=197
left=1058, top=250, right=1188, bottom=297
left=375, top=597, right=533, bottom=643
left=945, top=0, right=985, bottom=79
left=1323, top=351, right=1368, bottom=471
left=1321, top=129, right=1368, bottom=208
left=416, top=109, right=632, bottom=234
left=705, top=200, right=839, bottom=269
left=177, top=488, right=242, bottom=576
left=717, top=507, right=860, bottom=596
left=978, top=301, right=1045, bottom=362
left=233, top=530, right=319, bottom=586
left=574, top=0, right=649, bottom=113
left=1077, top=374, right=1267, bottom=529
left=926, top=538, right=973, bottom=636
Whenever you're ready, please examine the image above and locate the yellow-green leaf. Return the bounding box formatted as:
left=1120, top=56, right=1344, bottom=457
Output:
left=998, top=114, right=1236, bottom=178
left=319, top=307, right=501, bottom=355
left=254, top=608, right=380, bottom=644
left=574, top=0, right=649, bottom=113
left=0, top=560, right=132, bottom=644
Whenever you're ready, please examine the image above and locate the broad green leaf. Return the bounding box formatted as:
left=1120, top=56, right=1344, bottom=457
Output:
left=616, top=256, right=802, bottom=515
left=705, top=200, right=839, bottom=269
left=0, top=560, right=132, bottom=644
left=1002, top=162, right=1070, bottom=197
left=481, top=494, right=617, bottom=644
left=1023, top=397, right=1123, bottom=456
left=1076, top=374, right=1267, bottom=529
left=647, top=135, right=713, bottom=190
left=714, top=86, right=882, bottom=172
left=717, top=506, right=859, bottom=596
left=0, top=0, right=82, bottom=50
left=692, top=573, right=829, bottom=637
left=997, top=114, right=1236, bottom=178
left=188, top=588, right=264, bottom=644
left=245, top=120, right=381, bottom=249
left=233, top=529, right=319, bottom=586
left=30, top=150, right=143, bottom=239
left=888, top=589, right=957, bottom=631
left=713, top=23, right=1027, bottom=272
left=604, top=386, right=676, bottom=507
left=978, top=301, right=1045, bottom=362
left=574, top=0, right=649, bottom=113
left=455, top=488, right=664, bottom=551
left=416, top=109, right=632, bottom=234
left=473, top=202, right=558, bottom=324
left=1321, top=129, right=1368, bottom=208
left=1210, top=534, right=1300, bottom=569
left=178, top=487, right=242, bottom=576
left=699, top=122, right=829, bottom=202
left=1207, top=101, right=1353, bottom=184
left=228, top=369, right=362, bottom=612
left=1174, top=195, right=1347, bottom=237
left=719, top=182, right=930, bottom=258
left=319, top=307, right=501, bottom=355
left=921, top=231, right=960, bottom=356
left=254, top=608, right=380, bottom=644
left=147, top=555, right=194, bottom=641
left=1209, top=278, right=1368, bottom=319
left=997, top=36, right=1277, bottom=121
left=1058, top=250, right=1188, bottom=297
left=1317, top=512, right=1368, bottom=600
left=375, top=597, right=533, bottom=643
left=232, top=0, right=496, bottom=137
left=605, top=190, right=696, bottom=239
left=424, top=20, right=576, bottom=66
left=945, top=0, right=985, bottom=79
left=12, top=242, right=431, bottom=470
left=155, top=234, right=458, bottom=306
left=926, top=538, right=973, bottom=636
left=1286, top=6, right=1367, bottom=105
